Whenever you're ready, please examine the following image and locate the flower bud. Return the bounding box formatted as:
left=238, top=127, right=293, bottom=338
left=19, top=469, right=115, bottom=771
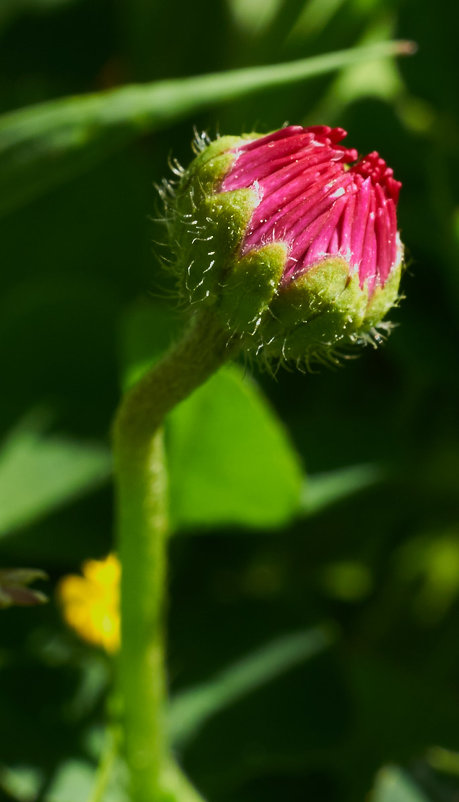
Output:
left=57, top=554, right=120, bottom=653
left=166, top=125, right=403, bottom=364
left=0, top=568, right=47, bottom=608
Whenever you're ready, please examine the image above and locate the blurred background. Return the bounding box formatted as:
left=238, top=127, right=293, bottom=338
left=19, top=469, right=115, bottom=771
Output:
left=0, top=0, right=459, bottom=800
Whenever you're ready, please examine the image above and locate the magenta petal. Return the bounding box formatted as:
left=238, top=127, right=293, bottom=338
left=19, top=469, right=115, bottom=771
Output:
left=350, top=178, right=371, bottom=268
left=236, top=125, right=305, bottom=153
left=375, top=205, right=390, bottom=285
left=221, top=126, right=401, bottom=292
left=359, top=193, right=377, bottom=291
left=329, top=225, right=340, bottom=254
left=246, top=165, right=344, bottom=244
left=337, top=191, right=356, bottom=259
left=302, top=195, right=349, bottom=267
left=386, top=198, right=398, bottom=267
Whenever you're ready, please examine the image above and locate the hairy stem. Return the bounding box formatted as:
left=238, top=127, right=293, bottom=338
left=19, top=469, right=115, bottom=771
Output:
left=113, top=306, right=237, bottom=802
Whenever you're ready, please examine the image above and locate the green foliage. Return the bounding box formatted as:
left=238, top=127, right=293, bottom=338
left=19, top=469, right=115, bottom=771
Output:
left=169, top=627, right=332, bottom=747
left=46, top=760, right=96, bottom=802
left=121, top=300, right=303, bottom=530
left=371, top=767, right=431, bottom=802
left=0, top=416, right=111, bottom=537
left=168, top=365, right=303, bottom=530
left=301, top=462, right=385, bottom=515
left=0, top=764, right=44, bottom=802
left=0, top=41, right=409, bottom=219
left=0, top=0, right=458, bottom=801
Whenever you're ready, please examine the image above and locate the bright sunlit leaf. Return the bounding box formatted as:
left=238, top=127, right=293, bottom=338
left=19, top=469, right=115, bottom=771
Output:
left=168, top=364, right=303, bottom=530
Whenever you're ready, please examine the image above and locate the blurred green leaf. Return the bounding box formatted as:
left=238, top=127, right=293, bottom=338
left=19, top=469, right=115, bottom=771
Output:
left=287, top=0, right=349, bottom=42
left=122, top=303, right=384, bottom=530
left=120, top=301, right=181, bottom=393
left=0, top=0, right=77, bottom=33
left=85, top=733, right=129, bottom=802
left=0, top=417, right=111, bottom=537
left=120, top=301, right=303, bottom=530
left=301, top=462, right=384, bottom=515
left=45, top=760, right=95, bottom=802
left=396, top=530, right=459, bottom=624
left=161, top=761, right=206, bottom=802
left=45, top=752, right=128, bottom=802
left=168, top=364, right=303, bottom=530
left=65, top=656, right=110, bottom=722
left=169, top=627, right=333, bottom=747
left=308, top=16, right=405, bottom=124
left=371, top=767, right=430, bottom=802
left=320, top=560, right=373, bottom=601
left=227, top=0, right=283, bottom=36
left=84, top=751, right=203, bottom=802
left=344, top=653, right=459, bottom=794
left=427, top=746, right=459, bottom=777
left=0, top=41, right=412, bottom=217
left=0, top=764, right=44, bottom=801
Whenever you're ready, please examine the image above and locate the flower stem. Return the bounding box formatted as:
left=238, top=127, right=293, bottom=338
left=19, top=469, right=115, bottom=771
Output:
left=113, top=307, right=237, bottom=802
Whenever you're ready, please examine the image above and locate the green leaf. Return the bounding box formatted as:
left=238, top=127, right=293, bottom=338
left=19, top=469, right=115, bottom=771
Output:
left=121, top=304, right=382, bottom=530
left=286, top=0, right=349, bottom=41
left=120, top=300, right=302, bottom=530
left=0, top=417, right=111, bottom=537
left=0, top=0, right=77, bottom=33
left=0, top=764, right=44, bottom=802
left=85, top=733, right=129, bottom=802
left=119, top=301, right=182, bottom=393
left=371, top=767, right=430, bottom=802
left=168, top=363, right=303, bottom=530
left=308, top=18, right=406, bottom=125
left=45, top=752, right=128, bottom=802
left=168, top=626, right=333, bottom=747
left=0, top=41, right=413, bottom=217
left=160, top=762, right=206, bottom=802
left=45, top=761, right=95, bottom=802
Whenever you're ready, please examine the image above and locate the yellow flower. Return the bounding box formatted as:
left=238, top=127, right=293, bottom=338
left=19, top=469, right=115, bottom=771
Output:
left=57, top=554, right=120, bottom=653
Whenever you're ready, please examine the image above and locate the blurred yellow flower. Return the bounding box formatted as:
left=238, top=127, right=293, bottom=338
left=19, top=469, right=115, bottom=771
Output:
left=57, top=554, right=120, bottom=653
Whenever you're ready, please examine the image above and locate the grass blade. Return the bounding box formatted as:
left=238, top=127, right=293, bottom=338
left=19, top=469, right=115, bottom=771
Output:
left=168, top=626, right=333, bottom=748
left=301, top=463, right=385, bottom=516
left=0, top=41, right=414, bottom=217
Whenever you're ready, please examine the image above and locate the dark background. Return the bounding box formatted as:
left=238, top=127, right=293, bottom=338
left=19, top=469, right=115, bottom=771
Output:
left=0, top=1, right=459, bottom=800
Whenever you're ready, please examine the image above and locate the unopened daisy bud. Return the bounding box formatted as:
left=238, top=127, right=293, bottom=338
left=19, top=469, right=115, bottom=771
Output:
left=167, top=125, right=403, bottom=363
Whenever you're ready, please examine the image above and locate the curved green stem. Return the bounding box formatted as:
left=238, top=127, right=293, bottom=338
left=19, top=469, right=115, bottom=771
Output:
left=115, top=425, right=168, bottom=801
left=113, top=307, right=237, bottom=802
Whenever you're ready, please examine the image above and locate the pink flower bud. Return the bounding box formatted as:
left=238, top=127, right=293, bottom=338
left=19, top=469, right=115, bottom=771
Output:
left=221, top=125, right=402, bottom=297
left=167, top=125, right=404, bottom=364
